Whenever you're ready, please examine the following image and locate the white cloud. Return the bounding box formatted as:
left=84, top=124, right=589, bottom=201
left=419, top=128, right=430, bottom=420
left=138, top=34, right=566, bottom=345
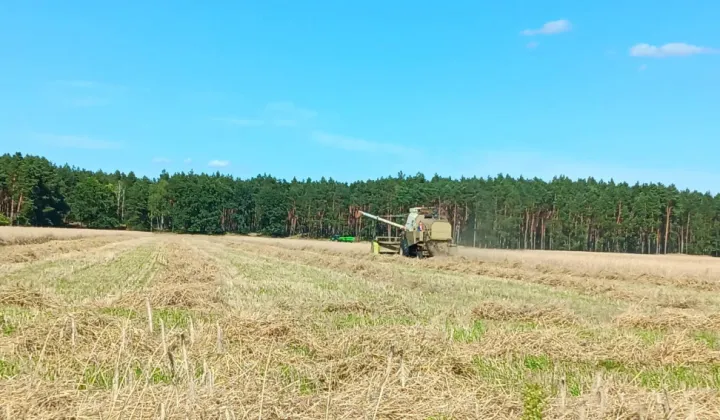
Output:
left=49, top=80, right=124, bottom=107
left=629, top=42, right=717, bottom=58
left=68, top=97, right=109, bottom=107
left=264, top=101, right=317, bottom=122
left=214, top=118, right=265, bottom=126
left=52, top=80, right=125, bottom=91
left=215, top=101, right=317, bottom=128
left=521, top=20, right=571, bottom=36
left=312, top=130, right=410, bottom=156
left=32, top=133, right=121, bottom=150
left=272, top=119, right=297, bottom=127
left=184, top=158, right=192, bottom=164
left=152, top=157, right=171, bottom=164
left=54, top=80, right=99, bottom=88
left=526, top=41, right=539, bottom=49
left=208, top=160, right=230, bottom=168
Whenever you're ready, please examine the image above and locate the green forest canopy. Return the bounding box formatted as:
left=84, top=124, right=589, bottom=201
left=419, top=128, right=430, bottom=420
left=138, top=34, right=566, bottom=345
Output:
left=1, top=152, right=719, bottom=256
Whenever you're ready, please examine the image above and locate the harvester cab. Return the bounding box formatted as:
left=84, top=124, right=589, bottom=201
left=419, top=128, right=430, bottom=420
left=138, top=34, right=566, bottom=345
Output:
left=357, top=207, right=456, bottom=258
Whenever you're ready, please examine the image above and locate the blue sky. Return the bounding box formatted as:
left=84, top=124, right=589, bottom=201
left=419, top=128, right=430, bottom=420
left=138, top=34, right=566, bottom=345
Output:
left=1, top=1, right=719, bottom=193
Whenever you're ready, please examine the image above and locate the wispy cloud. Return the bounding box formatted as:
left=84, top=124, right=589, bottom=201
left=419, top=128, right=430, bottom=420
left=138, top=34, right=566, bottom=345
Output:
left=526, top=41, right=539, bottom=49
left=638, top=64, right=648, bottom=72
left=53, top=80, right=124, bottom=90
left=272, top=119, right=298, bottom=127
left=68, top=97, right=109, bottom=107
left=152, top=157, right=171, bottom=164
left=521, top=19, right=571, bottom=36
left=215, top=101, right=317, bottom=128
left=54, top=80, right=99, bottom=88
left=208, top=159, right=230, bottom=168
left=32, top=133, right=122, bottom=150
left=312, top=130, right=410, bottom=156
left=629, top=42, right=717, bottom=58
left=184, top=158, right=192, bottom=164
left=49, top=79, right=124, bottom=107
left=264, top=101, right=317, bottom=122
left=213, top=118, right=265, bottom=126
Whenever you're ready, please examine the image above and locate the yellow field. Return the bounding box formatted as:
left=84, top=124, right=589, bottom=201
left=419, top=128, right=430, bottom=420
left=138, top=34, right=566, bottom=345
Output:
left=0, top=226, right=151, bottom=246
left=1, top=227, right=720, bottom=419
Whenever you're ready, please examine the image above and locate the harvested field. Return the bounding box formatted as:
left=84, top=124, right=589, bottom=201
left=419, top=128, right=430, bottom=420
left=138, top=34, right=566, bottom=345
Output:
left=1, top=228, right=720, bottom=419
left=0, top=226, right=150, bottom=246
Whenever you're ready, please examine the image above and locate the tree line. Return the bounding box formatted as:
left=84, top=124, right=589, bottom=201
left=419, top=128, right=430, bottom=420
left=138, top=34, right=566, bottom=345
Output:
left=1, top=152, right=719, bottom=255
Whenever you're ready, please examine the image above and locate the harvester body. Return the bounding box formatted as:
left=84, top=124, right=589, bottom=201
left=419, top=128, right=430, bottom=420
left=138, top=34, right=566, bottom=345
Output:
left=358, top=207, right=456, bottom=257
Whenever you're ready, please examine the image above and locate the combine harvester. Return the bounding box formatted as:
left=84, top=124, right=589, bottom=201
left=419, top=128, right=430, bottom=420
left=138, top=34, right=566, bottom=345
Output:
left=357, top=207, right=457, bottom=258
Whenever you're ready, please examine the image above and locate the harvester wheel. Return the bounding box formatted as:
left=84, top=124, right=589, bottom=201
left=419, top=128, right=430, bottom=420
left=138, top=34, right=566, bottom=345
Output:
left=408, top=244, right=420, bottom=258
left=426, top=241, right=452, bottom=257
left=400, top=237, right=410, bottom=257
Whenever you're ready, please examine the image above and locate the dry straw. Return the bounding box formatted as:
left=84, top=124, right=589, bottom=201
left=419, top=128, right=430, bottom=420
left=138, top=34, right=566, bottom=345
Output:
left=1, top=229, right=719, bottom=418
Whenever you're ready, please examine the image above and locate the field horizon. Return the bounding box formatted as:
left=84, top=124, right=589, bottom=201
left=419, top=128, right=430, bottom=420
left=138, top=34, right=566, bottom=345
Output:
left=2, top=227, right=720, bottom=419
